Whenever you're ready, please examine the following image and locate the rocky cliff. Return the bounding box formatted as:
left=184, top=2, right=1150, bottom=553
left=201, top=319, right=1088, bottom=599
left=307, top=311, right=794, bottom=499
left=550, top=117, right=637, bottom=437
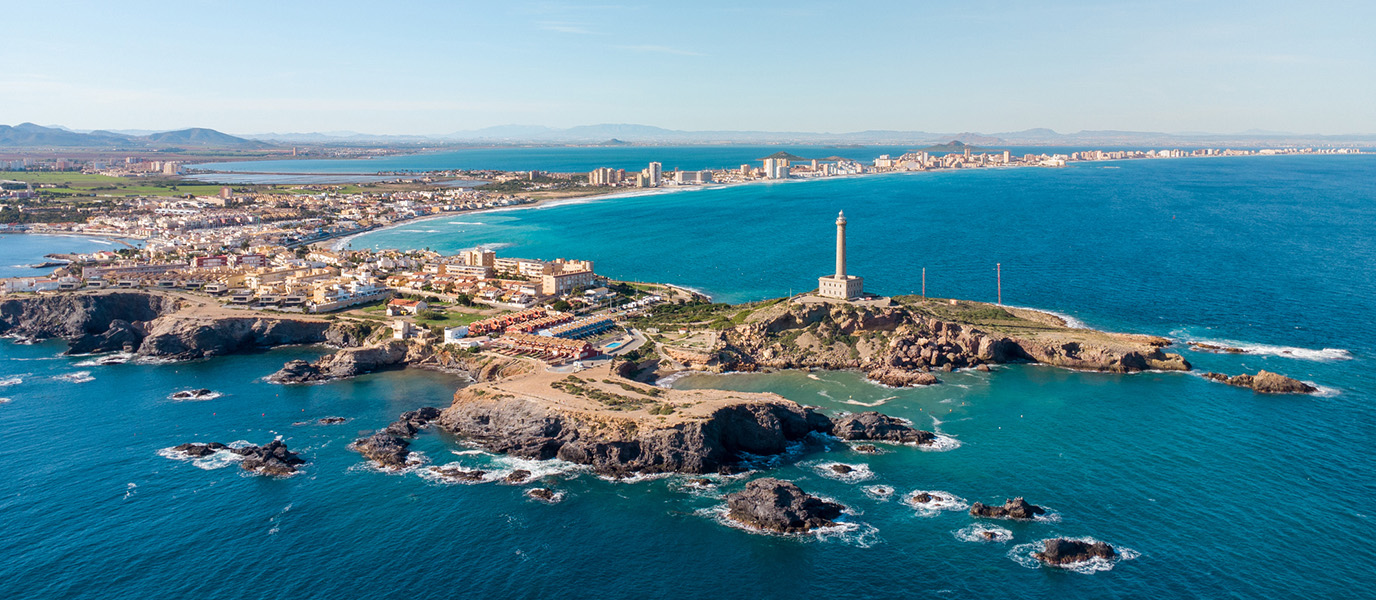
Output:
left=0, top=291, right=371, bottom=358
left=435, top=364, right=935, bottom=476
left=652, top=299, right=1191, bottom=387
left=0, top=292, right=178, bottom=354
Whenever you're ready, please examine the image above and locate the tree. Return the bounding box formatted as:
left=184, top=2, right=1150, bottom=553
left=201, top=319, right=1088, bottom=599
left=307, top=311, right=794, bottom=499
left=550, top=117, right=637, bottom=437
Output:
left=551, top=300, right=571, bottom=312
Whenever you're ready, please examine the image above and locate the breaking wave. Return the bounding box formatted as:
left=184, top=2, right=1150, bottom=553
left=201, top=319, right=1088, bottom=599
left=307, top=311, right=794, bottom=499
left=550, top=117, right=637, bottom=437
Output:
left=902, top=490, right=969, bottom=516
left=811, top=461, right=875, bottom=482
left=698, top=505, right=881, bottom=547
left=1181, top=335, right=1352, bottom=362
left=0, top=375, right=23, bottom=386
left=1008, top=537, right=1140, bottom=573
left=843, top=395, right=897, bottom=408
left=863, top=485, right=895, bottom=501
left=53, top=371, right=94, bottom=383
left=954, top=524, right=1013, bottom=543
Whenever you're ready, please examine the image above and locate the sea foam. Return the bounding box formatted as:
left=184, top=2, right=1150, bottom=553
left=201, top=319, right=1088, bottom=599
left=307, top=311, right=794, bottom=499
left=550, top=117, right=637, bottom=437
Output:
left=1008, top=537, right=1140, bottom=573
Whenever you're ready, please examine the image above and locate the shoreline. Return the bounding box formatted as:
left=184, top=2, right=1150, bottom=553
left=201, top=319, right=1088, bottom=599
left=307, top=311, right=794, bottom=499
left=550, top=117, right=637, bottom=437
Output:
left=326, top=150, right=1366, bottom=253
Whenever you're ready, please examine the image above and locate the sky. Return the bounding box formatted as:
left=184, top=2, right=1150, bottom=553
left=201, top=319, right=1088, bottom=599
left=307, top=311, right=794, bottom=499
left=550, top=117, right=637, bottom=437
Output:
left=0, top=0, right=1372, bottom=135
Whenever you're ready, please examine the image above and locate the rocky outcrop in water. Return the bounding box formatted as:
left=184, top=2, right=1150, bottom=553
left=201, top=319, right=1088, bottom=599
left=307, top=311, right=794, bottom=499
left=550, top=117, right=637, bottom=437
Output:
left=1034, top=538, right=1117, bottom=566
left=172, top=440, right=304, bottom=476
left=269, top=341, right=410, bottom=383
left=170, top=388, right=217, bottom=400
left=1202, top=370, right=1317, bottom=394
left=725, top=478, right=845, bottom=533
left=350, top=407, right=442, bottom=469
left=829, top=411, right=936, bottom=445
left=238, top=440, right=307, bottom=476
left=438, top=389, right=833, bottom=476
left=970, top=497, right=1046, bottom=520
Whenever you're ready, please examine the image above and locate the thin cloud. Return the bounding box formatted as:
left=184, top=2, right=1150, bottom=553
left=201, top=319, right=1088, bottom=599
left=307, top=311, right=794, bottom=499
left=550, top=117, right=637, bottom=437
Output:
left=539, top=21, right=600, bottom=34
left=617, top=44, right=704, bottom=57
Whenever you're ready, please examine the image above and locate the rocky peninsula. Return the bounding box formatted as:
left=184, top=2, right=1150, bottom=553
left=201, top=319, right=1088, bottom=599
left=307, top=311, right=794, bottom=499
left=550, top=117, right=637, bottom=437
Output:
left=434, top=361, right=937, bottom=476
left=620, top=296, right=1195, bottom=388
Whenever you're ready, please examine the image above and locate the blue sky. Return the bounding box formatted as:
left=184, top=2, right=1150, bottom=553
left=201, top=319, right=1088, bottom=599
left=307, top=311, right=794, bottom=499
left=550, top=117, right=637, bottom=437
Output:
left=1, top=0, right=1371, bottom=135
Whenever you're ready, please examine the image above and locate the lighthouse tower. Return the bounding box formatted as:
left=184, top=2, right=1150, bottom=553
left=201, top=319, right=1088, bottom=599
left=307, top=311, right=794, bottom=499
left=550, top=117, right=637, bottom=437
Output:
left=818, top=211, right=864, bottom=300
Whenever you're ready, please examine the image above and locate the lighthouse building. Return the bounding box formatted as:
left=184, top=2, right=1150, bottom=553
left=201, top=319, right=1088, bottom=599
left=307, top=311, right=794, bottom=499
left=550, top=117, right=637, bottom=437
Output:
left=818, top=211, right=865, bottom=300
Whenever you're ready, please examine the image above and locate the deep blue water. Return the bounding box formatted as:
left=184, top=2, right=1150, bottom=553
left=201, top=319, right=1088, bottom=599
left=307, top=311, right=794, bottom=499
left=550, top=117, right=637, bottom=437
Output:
left=3, top=154, right=1374, bottom=598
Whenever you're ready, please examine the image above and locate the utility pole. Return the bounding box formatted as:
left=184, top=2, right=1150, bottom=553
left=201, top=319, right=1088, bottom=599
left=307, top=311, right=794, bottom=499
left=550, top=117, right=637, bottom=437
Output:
left=997, top=263, right=1002, bottom=305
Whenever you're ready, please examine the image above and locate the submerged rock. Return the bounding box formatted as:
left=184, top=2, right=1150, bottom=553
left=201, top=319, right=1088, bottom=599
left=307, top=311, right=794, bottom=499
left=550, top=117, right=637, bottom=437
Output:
left=173, top=442, right=227, bottom=457
left=1188, top=341, right=1247, bottom=354
left=725, top=478, right=845, bottom=533
left=1034, top=538, right=1117, bottom=566
left=503, top=469, right=532, bottom=484
left=428, top=465, right=486, bottom=481
left=829, top=411, right=936, bottom=445
left=1202, top=370, right=1317, bottom=394
left=969, top=497, right=1046, bottom=520
left=829, top=464, right=854, bottom=475
left=318, top=416, right=348, bottom=425
left=170, top=388, right=216, bottom=400
left=852, top=444, right=880, bottom=454
left=527, top=488, right=557, bottom=502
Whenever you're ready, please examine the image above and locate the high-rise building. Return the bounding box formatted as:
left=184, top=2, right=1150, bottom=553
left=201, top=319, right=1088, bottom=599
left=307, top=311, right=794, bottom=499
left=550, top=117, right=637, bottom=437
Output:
left=647, top=162, right=662, bottom=187
left=762, top=158, right=790, bottom=179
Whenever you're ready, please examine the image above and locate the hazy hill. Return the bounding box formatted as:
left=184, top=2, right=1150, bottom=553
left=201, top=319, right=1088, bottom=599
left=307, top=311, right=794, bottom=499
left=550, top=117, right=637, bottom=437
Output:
left=0, top=123, right=273, bottom=149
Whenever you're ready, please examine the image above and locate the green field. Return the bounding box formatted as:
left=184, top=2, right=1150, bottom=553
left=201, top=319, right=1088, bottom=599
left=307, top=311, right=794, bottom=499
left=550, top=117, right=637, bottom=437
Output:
left=0, top=171, right=227, bottom=199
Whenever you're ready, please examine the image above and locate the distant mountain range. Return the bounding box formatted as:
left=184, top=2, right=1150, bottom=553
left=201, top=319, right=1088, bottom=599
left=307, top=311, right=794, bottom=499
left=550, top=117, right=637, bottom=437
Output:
left=0, top=123, right=273, bottom=149
left=5, top=121, right=1374, bottom=150
left=241, top=123, right=1376, bottom=147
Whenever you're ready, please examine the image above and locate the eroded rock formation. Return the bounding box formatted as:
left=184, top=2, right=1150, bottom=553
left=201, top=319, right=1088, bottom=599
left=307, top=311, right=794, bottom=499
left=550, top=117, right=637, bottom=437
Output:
left=1202, top=370, right=1317, bottom=394
left=725, top=478, right=845, bottom=533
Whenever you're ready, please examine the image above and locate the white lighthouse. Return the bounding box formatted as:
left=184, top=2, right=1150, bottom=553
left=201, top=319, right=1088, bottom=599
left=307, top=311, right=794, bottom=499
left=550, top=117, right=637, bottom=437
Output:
left=818, top=211, right=864, bottom=300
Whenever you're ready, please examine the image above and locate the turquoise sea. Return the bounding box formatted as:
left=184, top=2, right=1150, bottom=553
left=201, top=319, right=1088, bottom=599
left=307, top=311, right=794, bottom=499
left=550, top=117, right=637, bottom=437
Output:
left=3, top=153, right=1373, bottom=598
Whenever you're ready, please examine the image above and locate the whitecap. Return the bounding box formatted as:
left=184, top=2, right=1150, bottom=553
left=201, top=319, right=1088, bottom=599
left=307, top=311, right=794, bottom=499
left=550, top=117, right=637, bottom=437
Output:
left=0, top=397, right=10, bottom=404
left=1184, top=337, right=1352, bottom=361
left=167, top=390, right=224, bottom=401
left=954, top=525, right=1013, bottom=543
left=446, top=221, right=484, bottom=225
left=922, top=434, right=962, bottom=452
left=53, top=371, right=94, bottom=383
left=697, top=505, right=880, bottom=547
left=654, top=371, right=692, bottom=388
left=902, top=490, right=969, bottom=516
left=0, top=376, right=23, bottom=386
left=811, top=461, right=875, bottom=483
left=843, top=395, right=897, bottom=408
left=526, top=488, right=566, bottom=503
left=863, top=485, right=895, bottom=501
left=74, top=352, right=135, bottom=367
left=1008, top=537, right=1139, bottom=573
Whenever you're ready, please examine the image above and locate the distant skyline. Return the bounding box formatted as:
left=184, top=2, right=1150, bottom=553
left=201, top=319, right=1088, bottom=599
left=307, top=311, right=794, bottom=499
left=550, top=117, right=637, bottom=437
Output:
left=2, top=0, right=1373, bottom=136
